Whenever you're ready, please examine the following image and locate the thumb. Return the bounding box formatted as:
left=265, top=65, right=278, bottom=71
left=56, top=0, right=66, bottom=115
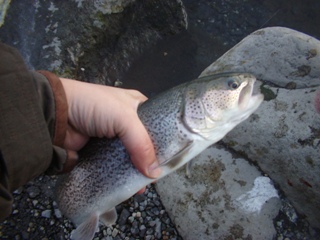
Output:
left=119, top=117, right=161, bottom=179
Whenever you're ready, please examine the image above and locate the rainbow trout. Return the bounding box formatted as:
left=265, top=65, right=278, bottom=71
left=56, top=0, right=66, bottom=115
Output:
left=55, top=73, right=264, bottom=240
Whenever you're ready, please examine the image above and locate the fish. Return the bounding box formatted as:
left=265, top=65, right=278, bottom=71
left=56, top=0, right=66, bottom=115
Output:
left=55, top=72, right=264, bottom=240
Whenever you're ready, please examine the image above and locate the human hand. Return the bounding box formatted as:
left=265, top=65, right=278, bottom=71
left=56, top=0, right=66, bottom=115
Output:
left=60, top=78, right=161, bottom=182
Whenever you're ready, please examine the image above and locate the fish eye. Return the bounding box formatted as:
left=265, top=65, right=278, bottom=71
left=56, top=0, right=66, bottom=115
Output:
left=228, top=80, right=240, bottom=89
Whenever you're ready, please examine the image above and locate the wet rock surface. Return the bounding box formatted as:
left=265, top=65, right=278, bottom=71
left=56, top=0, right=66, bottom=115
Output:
left=122, top=0, right=320, bottom=95
left=0, top=0, right=187, bottom=85
left=1, top=0, right=320, bottom=239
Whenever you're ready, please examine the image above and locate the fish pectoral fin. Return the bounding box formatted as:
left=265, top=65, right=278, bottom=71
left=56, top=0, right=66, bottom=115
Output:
left=71, top=213, right=99, bottom=240
left=160, top=140, right=194, bottom=169
left=100, top=207, right=118, bottom=226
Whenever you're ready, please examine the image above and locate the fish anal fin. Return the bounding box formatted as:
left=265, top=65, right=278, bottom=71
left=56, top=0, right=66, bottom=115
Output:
left=160, top=141, right=194, bottom=169
left=71, top=213, right=99, bottom=240
left=100, top=207, right=117, bottom=226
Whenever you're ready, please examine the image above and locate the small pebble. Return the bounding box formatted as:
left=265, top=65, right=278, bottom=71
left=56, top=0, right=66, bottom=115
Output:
left=112, top=228, right=119, bottom=237
left=12, top=209, right=19, bottom=214
left=27, top=186, right=40, bottom=198
left=149, top=220, right=156, bottom=227
left=118, top=208, right=130, bottom=225
left=54, top=209, right=62, bottom=219
left=128, top=216, right=134, bottom=223
left=41, top=210, right=51, bottom=218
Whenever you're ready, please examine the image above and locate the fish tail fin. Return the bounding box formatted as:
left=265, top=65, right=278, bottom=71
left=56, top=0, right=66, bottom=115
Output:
left=71, top=213, right=99, bottom=240
left=100, top=207, right=118, bottom=226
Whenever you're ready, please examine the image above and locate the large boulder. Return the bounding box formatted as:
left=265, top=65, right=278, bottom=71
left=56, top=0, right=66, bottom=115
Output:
left=204, top=27, right=320, bottom=229
left=157, top=146, right=281, bottom=239
left=202, top=27, right=320, bottom=89
left=156, top=26, right=320, bottom=239
left=0, top=0, right=187, bottom=85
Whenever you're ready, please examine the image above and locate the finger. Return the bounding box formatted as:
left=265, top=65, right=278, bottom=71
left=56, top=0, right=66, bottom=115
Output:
left=119, top=115, right=161, bottom=179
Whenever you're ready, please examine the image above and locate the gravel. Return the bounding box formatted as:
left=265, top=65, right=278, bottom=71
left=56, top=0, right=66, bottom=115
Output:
left=0, top=175, right=182, bottom=239
left=0, top=175, right=318, bottom=239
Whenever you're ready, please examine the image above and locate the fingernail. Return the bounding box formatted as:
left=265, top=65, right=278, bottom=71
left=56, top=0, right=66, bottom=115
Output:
left=148, top=161, right=161, bottom=179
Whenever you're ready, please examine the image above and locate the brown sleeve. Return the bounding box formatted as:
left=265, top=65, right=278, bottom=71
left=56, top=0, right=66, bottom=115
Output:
left=36, top=70, right=68, bottom=147
left=0, top=43, right=68, bottom=221
left=32, top=70, right=69, bottom=175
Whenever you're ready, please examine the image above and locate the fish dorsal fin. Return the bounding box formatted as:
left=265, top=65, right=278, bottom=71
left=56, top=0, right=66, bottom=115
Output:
left=70, top=213, right=99, bottom=240
left=159, top=140, right=194, bottom=169
left=100, top=207, right=118, bottom=226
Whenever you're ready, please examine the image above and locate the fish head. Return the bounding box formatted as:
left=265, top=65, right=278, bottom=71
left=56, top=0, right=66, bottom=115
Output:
left=182, top=72, right=264, bottom=139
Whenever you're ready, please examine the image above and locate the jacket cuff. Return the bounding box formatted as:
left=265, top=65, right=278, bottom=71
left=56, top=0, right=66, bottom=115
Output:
left=37, top=70, right=68, bottom=148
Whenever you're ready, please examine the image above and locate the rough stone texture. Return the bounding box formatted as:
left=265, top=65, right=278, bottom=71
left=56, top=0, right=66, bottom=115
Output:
left=201, top=27, right=320, bottom=88
left=157, top=146, right=281, bottom=240
left=0, top=0, right=187, bottom=85
left=202, top=27, right=320, bottom=230
left=156, top=26, right=320, bottom=239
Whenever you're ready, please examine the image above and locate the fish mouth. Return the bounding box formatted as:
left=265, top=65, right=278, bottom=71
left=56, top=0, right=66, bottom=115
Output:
left=238, top=80, right=253, bottom=109
left=238, top=79, right=264, bottom=113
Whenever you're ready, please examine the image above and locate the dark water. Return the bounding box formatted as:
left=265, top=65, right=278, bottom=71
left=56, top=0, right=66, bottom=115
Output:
left=122, top=0, right=320, bottom=96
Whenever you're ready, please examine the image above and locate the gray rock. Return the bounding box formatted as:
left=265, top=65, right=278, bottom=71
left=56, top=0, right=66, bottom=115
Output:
left=41, top=210, right=52, bottom=218
left=203, top=27, right=320, bottom=229
left=157, top=146, right=281, bottom=239
left=154, top=218, right=162, bottom=239
left=112, top=228, right=119, bottom=237
left=134, top=194, right=146, bottom=203
left=222, top=81, right=320, bottom=228
left=139, top=224, right=147, bottom=237
left=145, top=235, right=153, bottom=240
left=0, top=0, right=187, bottom=85
left=54, top=209, right=62, bottom=219
left=26, top=186, right=40, bottom=199
left=130, top=221, right=139, bottom=235
left=202, top=27, right=320, bottom=89
left=118, top=208, right=131, bottom=226
left=156, top=27, right=320, bottom=239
